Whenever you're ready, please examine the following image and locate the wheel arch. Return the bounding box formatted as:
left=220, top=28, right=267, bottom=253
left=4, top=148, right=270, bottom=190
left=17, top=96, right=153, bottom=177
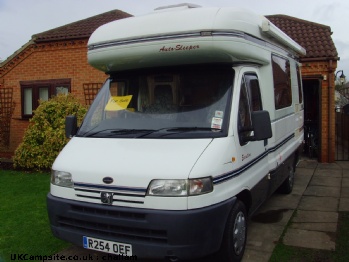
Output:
left=236, top=189, right=252, bottom=214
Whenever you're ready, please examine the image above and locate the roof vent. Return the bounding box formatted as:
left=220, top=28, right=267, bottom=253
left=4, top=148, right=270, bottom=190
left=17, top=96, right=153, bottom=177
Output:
left=154, top=3, right=201, bottom=11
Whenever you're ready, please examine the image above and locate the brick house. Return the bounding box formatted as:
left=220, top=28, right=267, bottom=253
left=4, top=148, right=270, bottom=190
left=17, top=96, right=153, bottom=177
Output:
left=0, top=11, right=339, bottom=163
left=267, top=15, right=339, bottom=162
left=0, top=10, right=131, bottom=157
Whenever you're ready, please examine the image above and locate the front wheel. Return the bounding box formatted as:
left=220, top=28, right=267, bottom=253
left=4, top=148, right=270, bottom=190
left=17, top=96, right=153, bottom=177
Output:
left=219, top=200, right=247, bottom=262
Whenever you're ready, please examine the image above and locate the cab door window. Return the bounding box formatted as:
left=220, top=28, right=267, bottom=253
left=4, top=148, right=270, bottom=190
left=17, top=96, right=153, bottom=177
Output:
left=238, top=73, right=263, bottom=145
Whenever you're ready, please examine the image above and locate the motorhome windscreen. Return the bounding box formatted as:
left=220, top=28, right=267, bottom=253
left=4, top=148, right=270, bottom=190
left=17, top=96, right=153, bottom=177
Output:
left=78, top=66, right=233, bottom=138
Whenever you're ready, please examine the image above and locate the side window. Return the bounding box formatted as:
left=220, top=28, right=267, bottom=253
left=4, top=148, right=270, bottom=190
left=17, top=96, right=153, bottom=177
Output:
left=238, top=73, right=263, bottom=145
left=272, top=55, right=292, bottom=109
left=245, top=74, right=263, bottom=111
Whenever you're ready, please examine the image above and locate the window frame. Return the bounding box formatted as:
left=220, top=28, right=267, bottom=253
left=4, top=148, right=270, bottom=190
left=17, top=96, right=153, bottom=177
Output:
left=20, top=78, right=71, bottom=118
left=296, top=64, right=303, bottom=103
left=238, top=73, right=263, bottom=145
left=272, top=54, right=292, bottom=110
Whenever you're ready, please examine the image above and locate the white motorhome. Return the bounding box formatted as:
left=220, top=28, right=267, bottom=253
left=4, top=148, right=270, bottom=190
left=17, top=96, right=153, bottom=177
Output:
left=47, top=4, right=305, bottom=262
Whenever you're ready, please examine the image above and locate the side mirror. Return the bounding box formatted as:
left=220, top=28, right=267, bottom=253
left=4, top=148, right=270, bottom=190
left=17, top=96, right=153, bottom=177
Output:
left=251, top=110, right=272, bottom=141
left=65, top=115, right=77, bottom=138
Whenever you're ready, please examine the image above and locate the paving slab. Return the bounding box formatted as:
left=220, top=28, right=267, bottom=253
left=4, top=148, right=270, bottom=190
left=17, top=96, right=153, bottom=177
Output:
left=294, top=172, right=313, bottom=185
left=297, top=160, right=318, bottom=169
left=342, top=169, right=349, bottom=177
left=314, top=169, right=342, bottom=178
left=342, top=178, right=349, bottom=187
left=242, top=249, right=271, bottom=262
left=246, top=223, right=284, bottom=252
left=316, top=163, right=342, bottom=170
left=304, top=185, right=341, bottom=197
left=309, top=176, right=342, bottom=187
left=264, top=194, right=302, bottom=209
left=336, top=161, right=349, bottom=170
left=251, top=208, right=294, bottom=227
left=290, top=210, right=338, bottom=233
left=290, top=222, right=337, bottom=232
left=291, top=182, right=309, bottom=196
left=339, top=197, right=349, bottom=212
left=298, top=196, right=339, bottom=212
left=341, top=188, right=349, bottom=198
left=294, top=168, right=313, bottom=178
left=292, top=210, right=338, bottom=223
left=295, top=167, right=315, bottom=177
left=290, top=172, right=312, bottom=195
left=283, top=228, right=336, bottom=251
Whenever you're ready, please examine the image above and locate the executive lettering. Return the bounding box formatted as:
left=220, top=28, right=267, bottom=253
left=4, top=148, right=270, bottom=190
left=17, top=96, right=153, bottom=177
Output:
left=159, top=44, right=200, bottom=52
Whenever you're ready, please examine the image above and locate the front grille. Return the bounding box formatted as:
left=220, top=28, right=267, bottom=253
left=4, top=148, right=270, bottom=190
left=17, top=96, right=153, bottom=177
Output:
left=71, top=205, right=146, bottom=220
left=58, top=216, right=168, bottom=243
left=73, top=182, right=147, bottom=205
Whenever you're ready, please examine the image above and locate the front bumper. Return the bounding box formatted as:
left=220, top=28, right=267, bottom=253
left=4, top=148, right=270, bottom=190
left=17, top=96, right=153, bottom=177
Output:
left=47, top=193, right=236, bottom=260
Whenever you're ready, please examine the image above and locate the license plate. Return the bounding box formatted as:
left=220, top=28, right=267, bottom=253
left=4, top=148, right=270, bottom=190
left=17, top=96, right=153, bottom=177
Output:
left=83, top=236, right=132, bottom=256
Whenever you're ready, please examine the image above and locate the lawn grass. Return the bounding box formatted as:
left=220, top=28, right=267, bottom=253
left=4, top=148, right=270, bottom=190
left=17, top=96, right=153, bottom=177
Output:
left=270, top=211, right=349, bottom=262
left=0, top=170, right=70, bottom=262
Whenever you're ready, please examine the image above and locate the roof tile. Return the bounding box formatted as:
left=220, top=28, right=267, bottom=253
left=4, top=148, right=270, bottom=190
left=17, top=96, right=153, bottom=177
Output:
left=266, top=15, right=338, bottom=59
left=33, top=10, right=132, bottom=42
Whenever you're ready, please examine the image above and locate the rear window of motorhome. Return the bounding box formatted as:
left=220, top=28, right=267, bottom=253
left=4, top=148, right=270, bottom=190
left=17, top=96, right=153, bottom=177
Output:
left=272, top=55, right=292, bottom=110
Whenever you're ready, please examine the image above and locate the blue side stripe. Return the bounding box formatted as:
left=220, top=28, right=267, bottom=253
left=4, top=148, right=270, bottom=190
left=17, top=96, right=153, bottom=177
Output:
left=213, top=133, right=295, bottom=185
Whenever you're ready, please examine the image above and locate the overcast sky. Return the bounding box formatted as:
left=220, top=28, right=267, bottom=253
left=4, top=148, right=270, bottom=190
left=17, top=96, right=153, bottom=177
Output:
left=1, top=0, right=348, bottom=78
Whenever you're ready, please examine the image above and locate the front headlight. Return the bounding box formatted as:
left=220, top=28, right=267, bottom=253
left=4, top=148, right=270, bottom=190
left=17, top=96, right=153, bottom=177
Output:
left=51, top=170, right=73, bottom=188
left=147, top=177, right=213, bottom=196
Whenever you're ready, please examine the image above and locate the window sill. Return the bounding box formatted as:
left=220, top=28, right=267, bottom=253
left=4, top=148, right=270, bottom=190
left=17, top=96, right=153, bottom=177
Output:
left=12, top=117, right=31, bottom=121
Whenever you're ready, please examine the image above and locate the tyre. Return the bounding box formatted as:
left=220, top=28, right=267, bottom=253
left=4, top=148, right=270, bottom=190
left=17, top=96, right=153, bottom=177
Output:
left=278, top=163, right=295, bottom=194
left=219, top=200, right=247, bottom=262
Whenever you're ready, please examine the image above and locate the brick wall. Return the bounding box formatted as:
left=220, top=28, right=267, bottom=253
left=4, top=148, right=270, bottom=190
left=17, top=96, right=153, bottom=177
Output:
left=0, top=39, right=107, bottom=156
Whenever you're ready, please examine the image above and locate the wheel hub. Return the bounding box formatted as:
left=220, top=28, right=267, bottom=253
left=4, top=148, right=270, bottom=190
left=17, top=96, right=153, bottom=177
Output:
left=233, top=211, right=246, bottom=255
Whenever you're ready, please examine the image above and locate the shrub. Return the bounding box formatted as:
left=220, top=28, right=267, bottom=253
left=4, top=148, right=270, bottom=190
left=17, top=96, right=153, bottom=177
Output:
left=13, top=94, right=87, bottom=170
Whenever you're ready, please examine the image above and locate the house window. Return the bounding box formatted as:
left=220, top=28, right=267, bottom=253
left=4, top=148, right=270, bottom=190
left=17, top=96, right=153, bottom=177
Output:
left=20, top=79, right=71, bottom=118
left=272, top=55, right=292, bottom=110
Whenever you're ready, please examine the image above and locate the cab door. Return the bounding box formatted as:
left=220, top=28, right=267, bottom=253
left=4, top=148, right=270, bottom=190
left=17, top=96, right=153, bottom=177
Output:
left=234, top=68, right=270, bottom=213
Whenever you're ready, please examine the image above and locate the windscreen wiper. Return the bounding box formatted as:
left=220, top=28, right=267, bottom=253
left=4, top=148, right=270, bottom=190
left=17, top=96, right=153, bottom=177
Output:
left=136, top=127, right=221, bottom=138
left=83, top=129, right=154, bottom=137
left=84, top=127, right=221, bottom=138
left=167, top=127, right=221, bottom=132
